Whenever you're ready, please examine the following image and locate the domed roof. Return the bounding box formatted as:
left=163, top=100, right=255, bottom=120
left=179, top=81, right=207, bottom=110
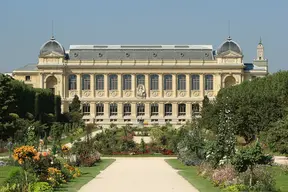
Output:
left=217, top=36, right=242, bottom=55
left=39, top=36, right=65, bottom=57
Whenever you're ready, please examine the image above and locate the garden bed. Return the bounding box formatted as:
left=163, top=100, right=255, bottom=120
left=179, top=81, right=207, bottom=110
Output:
left=165, top=159, right=220, bottom=192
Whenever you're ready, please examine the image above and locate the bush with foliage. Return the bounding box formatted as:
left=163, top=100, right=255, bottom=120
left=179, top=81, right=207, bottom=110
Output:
left=222, top=184, right=248, bottom=192
left=46, top=167, right=65, bottom=187
left=29, top=182, right=53, bottom=192
left=211, top=165, right=236, bottom=187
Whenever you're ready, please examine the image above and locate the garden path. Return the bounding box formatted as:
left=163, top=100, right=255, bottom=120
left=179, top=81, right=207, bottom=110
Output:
left=79, top=157, right=198, bottom=192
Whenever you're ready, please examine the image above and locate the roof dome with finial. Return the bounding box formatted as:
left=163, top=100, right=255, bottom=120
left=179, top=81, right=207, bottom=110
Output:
left=39, top=36, right=65, bottom=57
left=217, top=36, right=242, bottom=55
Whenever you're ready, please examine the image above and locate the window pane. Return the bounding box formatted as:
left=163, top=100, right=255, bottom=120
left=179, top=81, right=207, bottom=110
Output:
left=124, top=104, right=131, bottom=116
left=191, top=75, right=200, bottom=90
left=82, top=103, right=90, bottom=115
left=123, top=75, right=132, bottom=90
left=151, top=104, right=159, bottom=116
left=165, top=104, right=172, bottom=116
left=109, top=74, right=118, bottom=90
left=164, top=75, right=172, bottom=90
left=137, top=74, right=145, bottom=86
left=69, top=74, right=77, bottom=90
left=96, top=75, right=104, bottom=90
left=177, top=74, right=186, bottom=90
left=178, top=104, right=186, bottom=116
left=150, top=75, right=159, bottom=90
left=205, top=75, right=213, bottom=90
left=110, top=103, right=117, bottom=116
left=96, top=103, right=104, bottom=116
left=137, top=104, right=145, bottom=116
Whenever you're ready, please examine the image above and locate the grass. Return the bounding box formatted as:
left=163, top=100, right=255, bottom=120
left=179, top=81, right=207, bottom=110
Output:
left=0, top=152, right=10, bottom=157
left=55, top=159, right=115, bottom=192
left=271, top=166, right=288, bottom=192
left=165, top=159, right=220, bottom=192
left=0, top=166, right=20, bottom=185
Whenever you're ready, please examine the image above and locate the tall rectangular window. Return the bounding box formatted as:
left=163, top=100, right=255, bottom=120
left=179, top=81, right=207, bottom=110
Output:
left=123, top=103, right=131, bottom=116
left=177, top=74, right=186, bottom=90
left=137, top=74, right=145, bottom=86
left=123, top=75, right=132, bottom=90
left=164, top=75, right=172, bottom=90
left=178, top=104, right=186, bottom=116
left=69, top=74, right=77, bottom=90
left=150, top=75, right=159, bottom=90
left=205, top=74, right=213, bottom=90
left=96, top=75, right=104, bottom=90
left=151, top=103, right=159, bottom=116
left=109, top=74, right=118, bottom=90
left=137, top=103, right=145, bottom=116
left=82, top=74, right=91, bottom=90
left=96, top=103, right=104, bottom=116
left=191, top=75, right=200, bottom=90
left=110, top=103, right=117, bottom=116
left=82, top=103, right=90, bottom=115
left=165, top=104, right=172, bottom=116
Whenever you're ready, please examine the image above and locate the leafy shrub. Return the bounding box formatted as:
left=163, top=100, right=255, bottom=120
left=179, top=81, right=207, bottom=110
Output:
left=211, top=165, right=236, bottom=187
left=29, top=182, right=53, bottom=192
left=197, top=162, right=214, bottom=179
left=47, top=167, right=65, bottom=187
left=0, top=183, right=18, bottom=192
left=222, top=184, right=248, bottom=192
left=238, top=166, right=277, bottom=192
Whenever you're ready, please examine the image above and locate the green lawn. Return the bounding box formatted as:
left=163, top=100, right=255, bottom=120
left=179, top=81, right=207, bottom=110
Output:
left=55, top=159, right=115, bottom=192
left=0, top=166, right=20, bottom=185
left=165, top=159, right=220, bottom=192
left=272, top=166, right=288, bottom=192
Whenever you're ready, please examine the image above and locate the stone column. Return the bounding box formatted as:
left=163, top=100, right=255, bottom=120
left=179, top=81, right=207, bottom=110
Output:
left=186, top=74, right=190, bottom=97
left=76, top=73, right=81, bottom=97
left=215, top=73, right=222, bottom=95
left=90, top=102, right=96, bottom=118
left=131, top=74, right=136, bottom=97
left=131, top=102, right=136, bottom=119
left=118, top=74, right=122, bottom=97
left=172, top=74, right=177, bottom=97
left=172, top=102, right=178, bottom=117
left=104, top=74, right=108, bottom=97
left=104, top=102, right=109, bottom=118
left=39, top=73, right=44, bottom=89
left=62, top=74, right=66, bottom=98
left=118, top=102, right=123, bottom=119
left=158, top=102, right=164, bottom=118
left=159, top=74, right=163, bottom=97
left=90, top=74, right=95, bottom=98
left=186, top=103, right=191, bottom=119
left=145, top=74, right=150, bottom=97
left=145, top=103, right=150, bottom=118
left=200, top=74, right=204, bottom=97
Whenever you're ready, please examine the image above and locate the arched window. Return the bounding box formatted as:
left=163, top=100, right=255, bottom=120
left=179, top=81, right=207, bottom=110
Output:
left=96, top=103, right=104, bottom=116
left=164, top=74, right=172, bottom=90
left=109, top=74, right=118, bottom=90
left=137, top=103, right=145, bottom=116
left=123, top=74, right=132, bottom=90
left=109, top=103, right=117, bottom=116
left=82, top=74, right=90, bottom=90
left=95, top=75, right=104, bottom=90
left=123, top=103, right=131, bottom=116
left=164, top=103, right=172, bottom=116
left=150, top=74, right=159, bottom=90
left=151, top=103, right=159, bottom=116
left=136, top=74, right=145, bottom=86
left=192, top=103, right=200, bottom=114
left=178, top=104, right=186, bottom=116
left=205, top=74, right=213, bottom=90
left=82, top=103, right=90, bottom=115
left=177, top=74, right=186, bottom=90
left=68, top=74, right=77, bottom=90
left=191, top=75, right=200, bottom=90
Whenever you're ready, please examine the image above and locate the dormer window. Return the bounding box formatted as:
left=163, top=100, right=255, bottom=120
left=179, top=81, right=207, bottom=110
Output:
left=25, top=76, right=31, bottom=81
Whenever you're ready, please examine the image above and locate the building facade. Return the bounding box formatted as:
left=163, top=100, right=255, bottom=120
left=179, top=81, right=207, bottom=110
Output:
left=13, top=36, right=268, bottom=127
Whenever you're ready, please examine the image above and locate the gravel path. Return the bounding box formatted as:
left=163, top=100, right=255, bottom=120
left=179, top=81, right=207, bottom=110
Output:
left=79, top=157, right=198, bottom=192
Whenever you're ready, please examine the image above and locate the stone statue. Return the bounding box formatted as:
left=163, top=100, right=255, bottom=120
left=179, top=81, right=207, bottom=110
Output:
left=137, top=84, right=146, bottom=98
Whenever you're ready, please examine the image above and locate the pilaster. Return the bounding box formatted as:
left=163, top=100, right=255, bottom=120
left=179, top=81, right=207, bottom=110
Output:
left=145, top=74, right=150, bottom=97
left=199, top=73, right=204, bottom=97
left=118, top=74, right=122, bottom=97
left=159, top=74, right=163, bottom=97
left=131, top=102, right=136, bottom=119
left=76, top=73, right=81, bottom=97
left=104, top=74, right=108, bottom=97
left=131, top=74, right=136, bottom=97
left=186, top=103, right=192, bottom=119
left=104, top=102, right=109, bottom=118
left=172, top=102, right=178, bottom=117
left=172, top=74, right=177, bottom=97
left=118, top=102, right=123, bottom=118
left=186, top=74, right=190, bottom=97
left=145, top=103, right=150, bottom=118
left=90, top=74, right=95, bottom=97
left=158, top=102, right=164, bottom=118
left=90, top=102, right=96, bottom=117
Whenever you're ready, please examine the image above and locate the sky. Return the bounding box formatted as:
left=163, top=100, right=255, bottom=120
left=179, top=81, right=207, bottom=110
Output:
left=0, top=0, right=287, bottom=73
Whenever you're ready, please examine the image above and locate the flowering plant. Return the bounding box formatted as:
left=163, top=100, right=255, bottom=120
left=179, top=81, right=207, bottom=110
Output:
left=61, top=145, right=70, bottom=154
left=63, top=163, right=81, bottom=178
left=47, top=167, right=65, bottom=187
left=13, top=145, right=40, bottom=165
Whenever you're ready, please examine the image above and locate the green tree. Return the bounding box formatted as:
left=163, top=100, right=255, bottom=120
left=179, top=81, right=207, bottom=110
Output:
left=69, top=95, right=81, bottom=112
left=232, top=142, right=273, bottom=187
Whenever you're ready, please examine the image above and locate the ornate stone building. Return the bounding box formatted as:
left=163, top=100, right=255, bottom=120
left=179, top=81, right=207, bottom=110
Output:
left=12, top=36, right=268, bottom=127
